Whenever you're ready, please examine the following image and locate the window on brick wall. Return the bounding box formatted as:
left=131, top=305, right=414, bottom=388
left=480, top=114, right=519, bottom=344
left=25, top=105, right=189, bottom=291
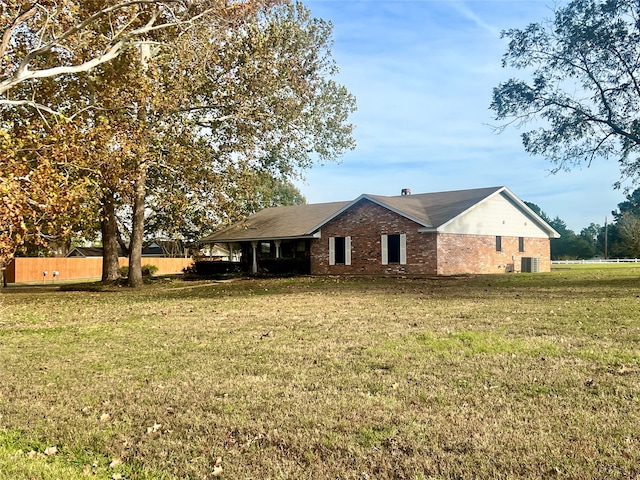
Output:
left=496, top=236, right=502, bottom=252
left=329, top=236, right=351, bottom=265
left=381, top=234, right=406, bottom=265
left=519, top=237, right=525, bottom=252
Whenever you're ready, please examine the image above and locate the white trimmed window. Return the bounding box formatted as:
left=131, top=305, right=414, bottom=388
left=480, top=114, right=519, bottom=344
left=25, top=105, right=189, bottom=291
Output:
left=381, top=233, right=406, bottom=265
left=329, top=236, right=351, bottom=265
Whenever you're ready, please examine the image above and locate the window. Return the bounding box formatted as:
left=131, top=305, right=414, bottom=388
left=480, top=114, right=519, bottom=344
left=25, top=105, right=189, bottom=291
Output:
left=329, top=236, right=351, bottom=265
left=381, top=234, right=406, bottom=265
left=496, top=236, right=502, bottom=252
left=519, top=237, right=525, bottom=252
left=388, top=234, right=401, bottom=263
left=334, top=236, right=346, bottom=264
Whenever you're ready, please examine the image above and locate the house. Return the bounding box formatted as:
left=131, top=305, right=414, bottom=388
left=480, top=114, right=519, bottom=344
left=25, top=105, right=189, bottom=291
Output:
left=198, top=186, right=560, bottom=275
left=66, top=246, right=122, bottom=258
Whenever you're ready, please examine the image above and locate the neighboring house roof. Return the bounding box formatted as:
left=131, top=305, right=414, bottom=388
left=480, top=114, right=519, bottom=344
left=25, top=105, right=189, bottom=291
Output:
left=200, top=186, right=560, bottom=243
left=67, top=247, right=110, bottom=257
left=144, top=239, right=186, bottom=257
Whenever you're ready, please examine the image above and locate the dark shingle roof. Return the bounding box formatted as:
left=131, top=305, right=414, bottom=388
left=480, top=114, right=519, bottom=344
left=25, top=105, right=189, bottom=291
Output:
left=199, top=201, right=351, bottom=243
left=365, top=186, right=504, bottom=228
left=199, top=186, right=558, bottom=243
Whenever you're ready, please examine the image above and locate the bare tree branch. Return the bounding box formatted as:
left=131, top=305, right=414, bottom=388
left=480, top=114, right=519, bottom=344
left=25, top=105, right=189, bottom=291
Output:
left=0, top=6, right=37, bottom=59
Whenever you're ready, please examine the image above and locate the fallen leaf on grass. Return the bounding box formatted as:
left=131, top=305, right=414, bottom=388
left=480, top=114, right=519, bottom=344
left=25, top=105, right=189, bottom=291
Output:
left=212, top=465, right=223, bottom=477
left=211, top=456, right=223, bottom=476
left=44, top=446, right=57, bottom=456
left=110, top=457, right=122, bottom=468
left=147, top=423, right=163, bottom=435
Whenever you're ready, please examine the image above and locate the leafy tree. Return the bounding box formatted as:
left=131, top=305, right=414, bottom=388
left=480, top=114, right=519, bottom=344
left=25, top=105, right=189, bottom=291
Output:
left=0, top=117, right=99, bottom=268
left=491, top=0, right=640, bottom=184
left=580, top=223, right=602, bottom=243
left=616, top=212, right=640, bottom=257
left=116, top=2, right=354, bottom=287
left=612, top=187, right=640, bottom=221
left=607, top=187, right=640, bottom=257
left=2, top=2, right=356, bottom=286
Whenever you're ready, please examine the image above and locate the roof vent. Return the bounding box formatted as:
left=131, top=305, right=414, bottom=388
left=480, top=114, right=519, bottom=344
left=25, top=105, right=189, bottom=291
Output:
left=401, top=188, right=411, bottom=195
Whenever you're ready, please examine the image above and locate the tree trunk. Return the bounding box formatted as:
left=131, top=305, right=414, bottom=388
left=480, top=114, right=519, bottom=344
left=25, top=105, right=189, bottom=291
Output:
left=127, top=161, right=147, bottom=288
left=101, top=192, right=121, bottom=282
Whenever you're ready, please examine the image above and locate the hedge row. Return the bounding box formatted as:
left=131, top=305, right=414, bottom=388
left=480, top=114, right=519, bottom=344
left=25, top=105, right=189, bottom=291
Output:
left=192, top=261, right=242, bottom=276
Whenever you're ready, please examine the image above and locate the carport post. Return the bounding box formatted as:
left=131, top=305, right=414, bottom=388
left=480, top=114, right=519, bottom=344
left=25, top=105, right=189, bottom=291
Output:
left=275, top=240, right=281, bottom=259
left=251, top=241, right=258, bottom=274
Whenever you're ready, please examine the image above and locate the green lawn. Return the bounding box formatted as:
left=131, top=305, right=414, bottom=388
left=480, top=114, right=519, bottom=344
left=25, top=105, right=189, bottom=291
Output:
left=1, top=266, right=639, bottom=479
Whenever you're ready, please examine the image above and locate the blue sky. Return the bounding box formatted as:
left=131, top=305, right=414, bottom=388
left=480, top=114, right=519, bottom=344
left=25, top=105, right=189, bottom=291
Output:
left=295, top=0, right=631, bottom=232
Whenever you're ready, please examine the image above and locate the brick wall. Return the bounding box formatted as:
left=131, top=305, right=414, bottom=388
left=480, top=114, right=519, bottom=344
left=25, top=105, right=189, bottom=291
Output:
left=309, top=199, right=551, bottom=276
left=310, top=199, right=438, bottom=275
left=437, top=233, right=551, bottom=275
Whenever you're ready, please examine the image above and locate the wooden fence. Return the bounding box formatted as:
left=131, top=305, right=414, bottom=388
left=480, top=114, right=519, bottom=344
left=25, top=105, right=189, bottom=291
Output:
left=4, top=257, right=194, bottom=284
left=552, top=259, right=640, bottom=264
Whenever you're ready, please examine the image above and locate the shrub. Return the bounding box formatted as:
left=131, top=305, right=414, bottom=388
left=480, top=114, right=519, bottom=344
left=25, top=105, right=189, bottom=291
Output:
left=192, top=261, right=242, bottom=276
left=142, top=264, right=158, bottom=277
left=260, top=258, right=310, bottom=275
left=118, top=264, right=159, bottom=278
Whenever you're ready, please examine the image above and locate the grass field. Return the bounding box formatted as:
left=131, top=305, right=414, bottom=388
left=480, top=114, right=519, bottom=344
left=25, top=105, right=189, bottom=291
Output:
left=1, top=265, right=639, bottom=479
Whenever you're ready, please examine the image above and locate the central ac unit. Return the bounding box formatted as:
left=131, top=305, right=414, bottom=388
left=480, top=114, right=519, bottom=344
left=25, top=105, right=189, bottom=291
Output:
left=521, top=257, right=540, bottom=273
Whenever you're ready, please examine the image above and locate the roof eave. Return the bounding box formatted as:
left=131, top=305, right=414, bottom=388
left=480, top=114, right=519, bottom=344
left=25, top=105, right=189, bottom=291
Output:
left=499, top=186, right=562, bottom=238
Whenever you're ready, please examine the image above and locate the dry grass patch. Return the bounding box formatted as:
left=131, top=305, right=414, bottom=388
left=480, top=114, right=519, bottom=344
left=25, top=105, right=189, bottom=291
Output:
left=1, top=266, right=639, bottom=479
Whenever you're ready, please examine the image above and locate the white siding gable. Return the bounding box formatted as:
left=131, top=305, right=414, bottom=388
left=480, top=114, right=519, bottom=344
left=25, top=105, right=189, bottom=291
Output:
left=438, top=192, right=551, bottom=238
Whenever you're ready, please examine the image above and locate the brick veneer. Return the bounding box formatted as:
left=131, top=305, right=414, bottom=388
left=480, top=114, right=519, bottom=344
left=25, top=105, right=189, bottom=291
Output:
left=309, top=199, right=551, bottom=275
left=436, top=233, right=551, bottom=275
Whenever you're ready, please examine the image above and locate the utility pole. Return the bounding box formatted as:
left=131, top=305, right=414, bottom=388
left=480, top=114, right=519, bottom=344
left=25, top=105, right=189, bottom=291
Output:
left=604, top=216, right=608, bottom=259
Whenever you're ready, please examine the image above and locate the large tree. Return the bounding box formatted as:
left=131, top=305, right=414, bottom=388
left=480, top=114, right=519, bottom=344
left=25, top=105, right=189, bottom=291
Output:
left=2, top=1, right=356, bottom=286
left=102, top=2, right=355, bottom=287
left=491, top=0, right=640, bottom=184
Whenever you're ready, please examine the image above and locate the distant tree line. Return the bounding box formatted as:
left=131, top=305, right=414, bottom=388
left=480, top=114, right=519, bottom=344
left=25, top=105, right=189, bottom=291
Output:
left=527, top=188, right=640, bottom=260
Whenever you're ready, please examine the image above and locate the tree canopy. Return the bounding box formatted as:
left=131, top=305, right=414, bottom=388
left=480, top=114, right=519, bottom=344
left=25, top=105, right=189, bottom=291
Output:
left=491, top=0, right=640, bottom=185
left=1, top=1, right=265, bottom=110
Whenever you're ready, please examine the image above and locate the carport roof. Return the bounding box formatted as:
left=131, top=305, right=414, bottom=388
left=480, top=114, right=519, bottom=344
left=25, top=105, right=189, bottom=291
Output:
left=199, top=201, right=351, bottom=243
